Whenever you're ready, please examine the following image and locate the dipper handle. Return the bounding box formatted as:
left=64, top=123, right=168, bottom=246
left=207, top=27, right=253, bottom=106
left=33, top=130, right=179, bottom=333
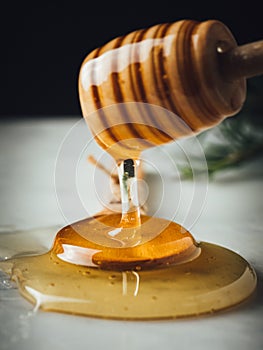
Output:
left=219, top=40, right=263, bottom=80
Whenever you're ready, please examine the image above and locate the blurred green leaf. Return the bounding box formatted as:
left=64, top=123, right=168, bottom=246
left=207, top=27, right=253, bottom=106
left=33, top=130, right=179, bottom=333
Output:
left=179, top=76, right=263, bottom=179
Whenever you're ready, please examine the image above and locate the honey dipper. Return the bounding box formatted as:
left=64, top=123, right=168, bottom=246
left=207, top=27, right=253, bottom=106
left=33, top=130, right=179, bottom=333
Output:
left=79, top=19, right=263, bottom=160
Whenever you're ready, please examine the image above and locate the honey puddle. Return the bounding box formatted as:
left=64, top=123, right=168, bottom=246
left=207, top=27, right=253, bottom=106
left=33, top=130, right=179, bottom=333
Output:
left=0, top=214, right=256, bottom=319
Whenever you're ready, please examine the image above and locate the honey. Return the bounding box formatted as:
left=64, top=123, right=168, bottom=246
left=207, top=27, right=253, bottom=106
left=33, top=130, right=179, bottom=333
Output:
left=0, top=19, right=257, bottom=320
left=0, top=192, right=257, bottom=319
left=0, top=229, right=256, bottom=319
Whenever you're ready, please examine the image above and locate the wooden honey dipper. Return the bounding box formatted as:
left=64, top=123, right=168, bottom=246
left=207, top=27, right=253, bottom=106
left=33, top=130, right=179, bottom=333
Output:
left=51, top=21, right=263, bottom=273
left=79, top=19, right=263, bottom=160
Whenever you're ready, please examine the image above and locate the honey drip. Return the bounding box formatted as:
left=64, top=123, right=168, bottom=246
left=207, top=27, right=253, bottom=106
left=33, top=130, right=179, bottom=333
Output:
left=0, top=159, right=257, bottom=319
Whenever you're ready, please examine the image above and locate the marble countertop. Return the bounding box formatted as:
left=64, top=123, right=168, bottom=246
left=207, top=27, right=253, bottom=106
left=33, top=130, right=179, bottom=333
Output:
left=0, top=118, right=262, bottom=350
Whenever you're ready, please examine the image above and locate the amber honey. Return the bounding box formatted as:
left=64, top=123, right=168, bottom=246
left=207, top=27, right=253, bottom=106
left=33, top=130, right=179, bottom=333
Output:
left=0, top=226, right=256, bottom=319
left=0, top=209, right=257, bottom=319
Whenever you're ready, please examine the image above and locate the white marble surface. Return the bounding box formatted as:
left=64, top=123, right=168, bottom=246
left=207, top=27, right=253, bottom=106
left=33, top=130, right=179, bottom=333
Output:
left=0, top=118, right=262, bottom=350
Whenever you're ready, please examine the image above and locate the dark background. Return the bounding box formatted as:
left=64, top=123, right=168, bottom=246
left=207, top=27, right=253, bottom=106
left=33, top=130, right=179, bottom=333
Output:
left=2, top=2, right=263, bottom=117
